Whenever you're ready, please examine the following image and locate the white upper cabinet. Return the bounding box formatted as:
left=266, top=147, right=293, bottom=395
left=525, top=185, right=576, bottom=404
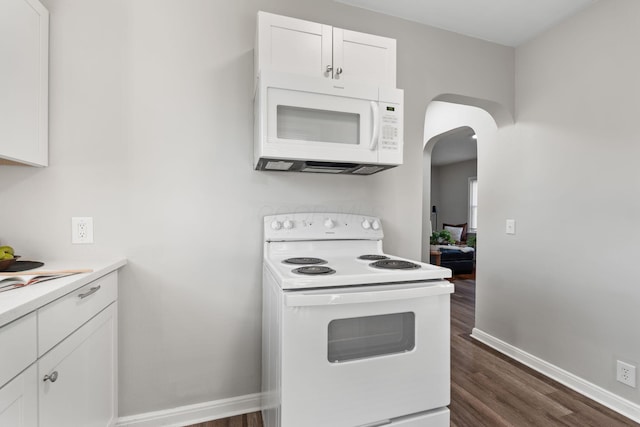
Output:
left=332, top=28, right=396, bottom=87
left=256, top=12, right=332, bottom=81
left=0, top=0, right=49, bottom=166
left=256, top=12, right=396, bottom=88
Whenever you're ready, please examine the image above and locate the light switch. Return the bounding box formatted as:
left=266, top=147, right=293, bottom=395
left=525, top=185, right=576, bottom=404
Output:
left=506, top=219, right=516, bottom=235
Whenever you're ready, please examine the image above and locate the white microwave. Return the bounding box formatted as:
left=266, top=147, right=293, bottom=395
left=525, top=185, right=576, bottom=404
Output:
left=254, top=70, right=403, bottom=175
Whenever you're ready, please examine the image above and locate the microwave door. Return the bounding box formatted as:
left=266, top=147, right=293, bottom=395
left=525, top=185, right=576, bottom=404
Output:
left=265, top=87, right=378, bottom=164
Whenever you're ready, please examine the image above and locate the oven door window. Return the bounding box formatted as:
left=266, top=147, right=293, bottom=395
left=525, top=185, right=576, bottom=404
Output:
left=327, top=312, right=415, bottom=363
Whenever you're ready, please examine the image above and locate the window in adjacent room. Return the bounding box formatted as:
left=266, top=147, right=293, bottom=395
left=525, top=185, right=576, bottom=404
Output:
left=468, top=177, right=478, bottom=231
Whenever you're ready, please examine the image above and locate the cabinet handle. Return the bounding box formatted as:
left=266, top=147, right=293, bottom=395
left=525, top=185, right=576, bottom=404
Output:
left=335, top=67, right=343, bottom=75
left=43, top=371, right=59, bottom=383
left=78, top=285, right=101, bottom=299
left=325, top=64, right=333, bottom=75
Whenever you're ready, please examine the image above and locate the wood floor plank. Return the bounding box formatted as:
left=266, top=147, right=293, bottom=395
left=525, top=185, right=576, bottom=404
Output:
left=246, top=412, right=263, bottom=427
left=549, top=390, right=638, bottom=427
left=451, top=380, right=515, bottom=427
left=474, top=368, right=572, bottom=419
left=228, top=414, right=244, bottom=427
left=186, top=412, right=263, bottom=427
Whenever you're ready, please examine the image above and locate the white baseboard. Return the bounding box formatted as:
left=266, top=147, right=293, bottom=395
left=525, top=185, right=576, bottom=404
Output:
left=116, top=392, right=263, bottom=427
left=471, top=328, right=640, bottom=424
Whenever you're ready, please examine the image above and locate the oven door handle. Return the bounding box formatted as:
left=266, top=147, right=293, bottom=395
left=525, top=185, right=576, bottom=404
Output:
left=285, top=283, right=453, bottom=307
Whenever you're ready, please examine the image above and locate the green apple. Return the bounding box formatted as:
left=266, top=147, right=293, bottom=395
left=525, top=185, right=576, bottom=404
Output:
left=0, top=245, right=14, bottom=256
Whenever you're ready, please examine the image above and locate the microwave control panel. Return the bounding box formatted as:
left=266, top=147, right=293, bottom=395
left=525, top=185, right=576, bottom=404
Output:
left=380, top=104, right=401, bottom=151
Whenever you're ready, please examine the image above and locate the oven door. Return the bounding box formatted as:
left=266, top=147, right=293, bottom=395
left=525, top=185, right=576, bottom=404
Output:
left=280, top=280, right=453, bottom=427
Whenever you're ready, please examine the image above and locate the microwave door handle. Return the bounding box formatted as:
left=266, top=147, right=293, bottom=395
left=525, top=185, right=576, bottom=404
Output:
left=369, top=101, right=380, bottom=150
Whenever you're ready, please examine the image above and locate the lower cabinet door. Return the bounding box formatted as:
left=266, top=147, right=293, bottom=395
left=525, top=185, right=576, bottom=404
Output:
left=39, top=303, right=117, bottom=427
left=0, top=364, right=37, bottom=427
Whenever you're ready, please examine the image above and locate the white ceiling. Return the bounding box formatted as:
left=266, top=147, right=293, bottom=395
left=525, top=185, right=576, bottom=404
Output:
left=335, top=0, right=597, bottom=46
left=431, top=128, right=477, bottom=167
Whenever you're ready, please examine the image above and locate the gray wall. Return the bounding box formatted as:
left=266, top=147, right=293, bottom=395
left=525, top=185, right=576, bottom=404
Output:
left=477, top=0, right=640, bottom=407
left=0, top=0, right=514, bottom=417
left=431, top=159, right=477, bottom=231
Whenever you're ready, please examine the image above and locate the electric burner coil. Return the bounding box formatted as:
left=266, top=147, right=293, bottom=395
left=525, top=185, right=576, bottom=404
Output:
left=358, top=254, right=390, bottom=261
left=283, top=257, right=327, bottom=265
left=369, top=259, right=421, bottom=270
left=292, top=266, right=336, bottom=275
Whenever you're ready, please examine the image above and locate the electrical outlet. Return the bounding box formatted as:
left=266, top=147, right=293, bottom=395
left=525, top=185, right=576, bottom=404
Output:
left=616, top=360, right=636, bottom=388
left=71, top=217, right=94, bottom=244
left=506, top=219, right=516, bottom=235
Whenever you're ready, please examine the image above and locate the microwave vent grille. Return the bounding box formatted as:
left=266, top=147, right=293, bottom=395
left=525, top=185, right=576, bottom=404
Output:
left=265, top=160, right=294, bottom=171
left=352, top=165, right=384, bottom=175
left=255, top=158, right=396, bottom=175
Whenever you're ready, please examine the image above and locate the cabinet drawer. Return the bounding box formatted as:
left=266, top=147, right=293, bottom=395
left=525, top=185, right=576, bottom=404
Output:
left=38, top=272, right=117, bottom=356
left=0, top=313, right=37, bottom=388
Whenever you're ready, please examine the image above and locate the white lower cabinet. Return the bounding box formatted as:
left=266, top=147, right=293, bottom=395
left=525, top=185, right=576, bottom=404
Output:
left=39, top=303, right=117, bottom=427
left=0, top=271, right=119, bottom=426
left=0, top=364, right=38, bottom=427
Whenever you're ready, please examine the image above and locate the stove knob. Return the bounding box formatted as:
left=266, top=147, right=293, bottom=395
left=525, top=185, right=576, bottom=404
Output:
left=270, top=220, right=282, bottom=231
left=361, top=219, right=371, bottom=229
left=371, top=220, right=381, bottom=230
left=324, top=218, right=335, bottom=229
left=283, top=220, right=294, bottom=230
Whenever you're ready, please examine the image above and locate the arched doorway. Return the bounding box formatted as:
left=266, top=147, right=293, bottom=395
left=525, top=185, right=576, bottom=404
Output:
left=428, top=125, right=477, bottom=244
left=421, top=99, right=509, bottom=276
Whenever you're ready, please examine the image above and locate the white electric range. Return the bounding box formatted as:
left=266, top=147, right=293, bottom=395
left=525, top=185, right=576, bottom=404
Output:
left=262, top=212, right=454, bottom=427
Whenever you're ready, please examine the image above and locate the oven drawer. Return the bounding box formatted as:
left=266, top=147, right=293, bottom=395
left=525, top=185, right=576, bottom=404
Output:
left=38, top=272, right=117, bottom=356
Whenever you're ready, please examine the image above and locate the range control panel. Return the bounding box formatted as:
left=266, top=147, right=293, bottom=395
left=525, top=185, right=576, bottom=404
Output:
left=264, top=212, right=384, bottom=242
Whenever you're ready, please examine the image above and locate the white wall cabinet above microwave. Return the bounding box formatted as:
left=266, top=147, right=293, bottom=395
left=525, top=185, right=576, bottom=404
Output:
left=255, top=11, right=396, bottom=88
left=0, top=0, right=49, bottom=167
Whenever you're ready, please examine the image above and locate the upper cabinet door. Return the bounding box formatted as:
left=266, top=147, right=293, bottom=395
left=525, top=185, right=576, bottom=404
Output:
left=256, top=12, right=332, bottom=81
left=332, top=28, right=396, bottom=87
left=255, top=12, right=397, bottom=88
left=0, top=0, right=49, bottom=166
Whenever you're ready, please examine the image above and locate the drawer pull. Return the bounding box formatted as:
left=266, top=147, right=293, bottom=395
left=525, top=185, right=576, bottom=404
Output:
left=43, top=371, right=59, bottom=383
left=78, top=285, right=101, bottom=299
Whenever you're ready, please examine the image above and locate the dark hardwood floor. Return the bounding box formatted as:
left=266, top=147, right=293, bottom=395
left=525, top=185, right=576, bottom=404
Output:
left=186, top=412, right=263, bottom=427
left=188, top=279, right=638, bottom=427
left=450, top=279, right=638, bottom=427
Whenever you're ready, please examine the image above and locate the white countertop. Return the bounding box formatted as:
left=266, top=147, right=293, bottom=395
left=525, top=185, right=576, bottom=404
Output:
left=0, top=258, right=127, bottom=328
